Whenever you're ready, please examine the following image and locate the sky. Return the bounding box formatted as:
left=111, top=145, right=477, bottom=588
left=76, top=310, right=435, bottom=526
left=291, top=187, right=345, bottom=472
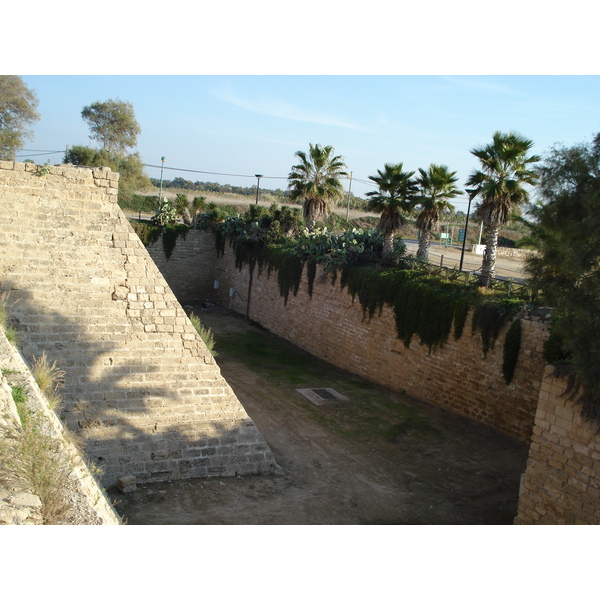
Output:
left=6, top=1, right=598, bottom=215
left=15, top=74, right=600, bottom=212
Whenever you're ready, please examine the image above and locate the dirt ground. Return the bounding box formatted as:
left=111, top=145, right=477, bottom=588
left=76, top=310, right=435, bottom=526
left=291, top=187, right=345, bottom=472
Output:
left=108, top=306, right=530, bottom=525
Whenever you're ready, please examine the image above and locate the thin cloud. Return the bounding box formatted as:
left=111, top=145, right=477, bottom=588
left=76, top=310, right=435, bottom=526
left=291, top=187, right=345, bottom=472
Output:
left=437, top=75, right=525, bottom=95
left=212, top=88, right=373, bottom=133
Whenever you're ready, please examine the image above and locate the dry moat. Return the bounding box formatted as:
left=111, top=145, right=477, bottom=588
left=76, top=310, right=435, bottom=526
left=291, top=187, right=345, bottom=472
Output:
left=109, top=307, right=529, bottom=525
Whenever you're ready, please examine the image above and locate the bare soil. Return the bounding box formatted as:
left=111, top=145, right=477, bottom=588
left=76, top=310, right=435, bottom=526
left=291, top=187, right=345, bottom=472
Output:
left=109, top=306, right=529, bottom=525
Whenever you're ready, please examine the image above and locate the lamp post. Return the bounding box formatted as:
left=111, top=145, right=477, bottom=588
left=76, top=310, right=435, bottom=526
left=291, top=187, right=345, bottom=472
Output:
left=254, top=174, right=263, bottom=204
left=459, top=190, right=475, bottom=272
left=158, top=156, right=166, bottom=207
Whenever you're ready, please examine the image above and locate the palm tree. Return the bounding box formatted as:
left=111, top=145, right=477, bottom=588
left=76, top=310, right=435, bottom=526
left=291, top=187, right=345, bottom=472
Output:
left=466, top=131, right=539, bottom=285
left=191, top=196, right=207, bottom=228
left=287, top=143, right=348, bottom=227
left=415, top=164, right=461, bottom=262
left=174, top=193, right=192, bottom=226
left=366, top=163, right=418, bottom=257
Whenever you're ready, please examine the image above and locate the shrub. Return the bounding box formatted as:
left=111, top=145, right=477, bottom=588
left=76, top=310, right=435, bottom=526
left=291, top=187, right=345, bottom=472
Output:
left=189, top=313, right=217, bottom=356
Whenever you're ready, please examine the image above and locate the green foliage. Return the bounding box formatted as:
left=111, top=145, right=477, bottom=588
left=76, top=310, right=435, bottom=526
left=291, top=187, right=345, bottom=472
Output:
left=525, top=132, right=600, bottom=426
left=366, top=163, right=418, bottom=256
left=502, top=318, right=522, bottom=384
left=81, top=98, right=141, bottom=154
left=466, top=131, right=540, bottom=285
left=212, top=204, right=527, bottom=361
left=1, top=404, right=80, bottom=523
left=0, top=292, right=19, bottom=345
left=129, top=220, right=189, bottom=259
left=118, top=194, right=160, bottom=213
left=151, top=199, right=178, bottom=226
left=189, top=313, right=217, bottom=356
left=65, top=145, right=152, bottom=203
left=288, top=143, right=348, bottom=226
left=11, top=384, right=27, bottom=408
left=0, top=75, right=40, bottom=160
left=161, top=223, right=189, bottom=259
left=471, top=298, right=522, bottom=358
left=129, top=220, right=163, bottom=246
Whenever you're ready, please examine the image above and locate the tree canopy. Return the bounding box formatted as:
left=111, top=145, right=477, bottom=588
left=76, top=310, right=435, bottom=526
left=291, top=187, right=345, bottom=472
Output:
left=64, top=145, right=151, bottom=202
left=287, top=143, right=348, bottom=226
left=81, top=99, right=141, bottom=154
left=525, top=132, right=600, bottom=427
left=467, top=131, right=539, bottom=285
left=0, top=75, right=40, bottom=160
left=366, top=163, right=417, bottom=257
left=415, top=164, right=461, bottom=261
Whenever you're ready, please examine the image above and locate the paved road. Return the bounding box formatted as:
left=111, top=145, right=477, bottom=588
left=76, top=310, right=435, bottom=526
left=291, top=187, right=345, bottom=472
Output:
left=403, top=240, right=527, bottom=283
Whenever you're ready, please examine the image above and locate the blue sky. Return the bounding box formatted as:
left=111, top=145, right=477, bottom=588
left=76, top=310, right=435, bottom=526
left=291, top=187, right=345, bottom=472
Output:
left=7, top=1, right=599, bottom=212
left=17, top=75, right=600, bottom=211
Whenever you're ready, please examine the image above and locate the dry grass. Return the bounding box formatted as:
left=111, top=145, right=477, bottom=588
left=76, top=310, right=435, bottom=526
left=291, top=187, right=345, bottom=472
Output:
left=0, top=292, right=20, bottom=345
left=1, top=402, right=77, bottom=524
left=31, top=352, right=65, bottom=411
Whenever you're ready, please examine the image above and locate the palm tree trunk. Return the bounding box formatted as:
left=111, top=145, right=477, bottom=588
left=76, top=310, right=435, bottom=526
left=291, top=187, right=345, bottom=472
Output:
left=382, top=233, right=394, bottom=257
left=416, top=231, right=430, bottom=261
left=480, top=225, right=499, bottom=286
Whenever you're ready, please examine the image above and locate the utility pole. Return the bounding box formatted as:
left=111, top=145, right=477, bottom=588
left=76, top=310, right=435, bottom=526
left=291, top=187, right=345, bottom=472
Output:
left=345, top=172, right=353, bottom=221
left=159, top=156, right=166, bottom=206
left=255, top=174, right=263, bottom=204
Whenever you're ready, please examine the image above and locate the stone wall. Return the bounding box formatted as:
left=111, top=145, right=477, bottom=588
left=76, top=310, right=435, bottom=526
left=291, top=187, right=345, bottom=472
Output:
left=144, top=228, right=217, bottom=307
left=0, top=162, right=281, bottom=487
left=0, top=328, right=121, bottom=524
left=514, top=367, right=600, bottom=524
left=207, top=239, right=548, bottom=444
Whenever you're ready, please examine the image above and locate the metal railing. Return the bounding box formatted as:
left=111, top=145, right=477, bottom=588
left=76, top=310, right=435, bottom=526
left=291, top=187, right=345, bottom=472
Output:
left=398, top=256, right=533, bottom=300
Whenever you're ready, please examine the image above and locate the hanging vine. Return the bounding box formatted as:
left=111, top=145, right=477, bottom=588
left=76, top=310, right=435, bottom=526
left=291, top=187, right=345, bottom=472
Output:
left=208, top=206, right=531, bottom=374
left=502, top=317, right=522, bottom=384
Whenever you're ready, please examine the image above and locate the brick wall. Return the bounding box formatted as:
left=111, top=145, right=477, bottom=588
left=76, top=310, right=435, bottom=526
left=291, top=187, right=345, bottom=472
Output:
left=0, top=162, right=281, bottom=486
left=207, top=239, right=548, bottom=444
left=144, top=228, right=217, bottom=307
left=514, top=366, right=600, bottom=524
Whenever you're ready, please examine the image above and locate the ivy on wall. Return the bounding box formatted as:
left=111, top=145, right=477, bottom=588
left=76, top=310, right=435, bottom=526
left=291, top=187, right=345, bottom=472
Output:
left=130, top=221, right=189, bottom=260
left=130, top=208, right=533, bottom=385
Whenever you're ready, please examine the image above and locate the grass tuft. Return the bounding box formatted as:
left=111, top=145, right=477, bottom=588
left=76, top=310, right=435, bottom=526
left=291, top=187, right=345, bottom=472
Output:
left=189, top=312, right=218, bottom=356
left=0, top=292, right=20, bottom=345
left=31, top=353, right=65, bottom=411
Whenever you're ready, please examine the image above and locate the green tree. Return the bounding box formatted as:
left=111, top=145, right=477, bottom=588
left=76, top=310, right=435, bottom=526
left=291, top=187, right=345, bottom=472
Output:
left=174, top=193, right=192, bottom=226
left=415, top=164, right=461, bottom=261
left=366, top=163, right=418, bottom=257
left=64, top=145, right=151, bottom=202
left=0, top=76, right=40, bottom=160
left=287, top=143, right=348, bottom=227
left=81, top=99, right=141, bottom=154
left=466, top=131, right=540, bottom=285
left=191, top=196, right=207, bottom=227
left=525, top=132, right=600, bottom=426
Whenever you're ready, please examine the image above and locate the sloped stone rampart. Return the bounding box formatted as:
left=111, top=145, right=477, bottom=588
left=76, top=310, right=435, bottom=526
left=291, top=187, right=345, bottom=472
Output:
left=0, top=329, right=121, bottom=524
left=514, top=367, right=600, bottom=524
left=0, top=162, right=281, bottom=487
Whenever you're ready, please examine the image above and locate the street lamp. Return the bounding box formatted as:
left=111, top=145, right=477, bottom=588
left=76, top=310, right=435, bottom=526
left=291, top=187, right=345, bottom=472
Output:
left=255, top=174, right=263, bottom=204
left=158, top=157, right=166, bottom=206
left=459, top=189, right=476, bottom=272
